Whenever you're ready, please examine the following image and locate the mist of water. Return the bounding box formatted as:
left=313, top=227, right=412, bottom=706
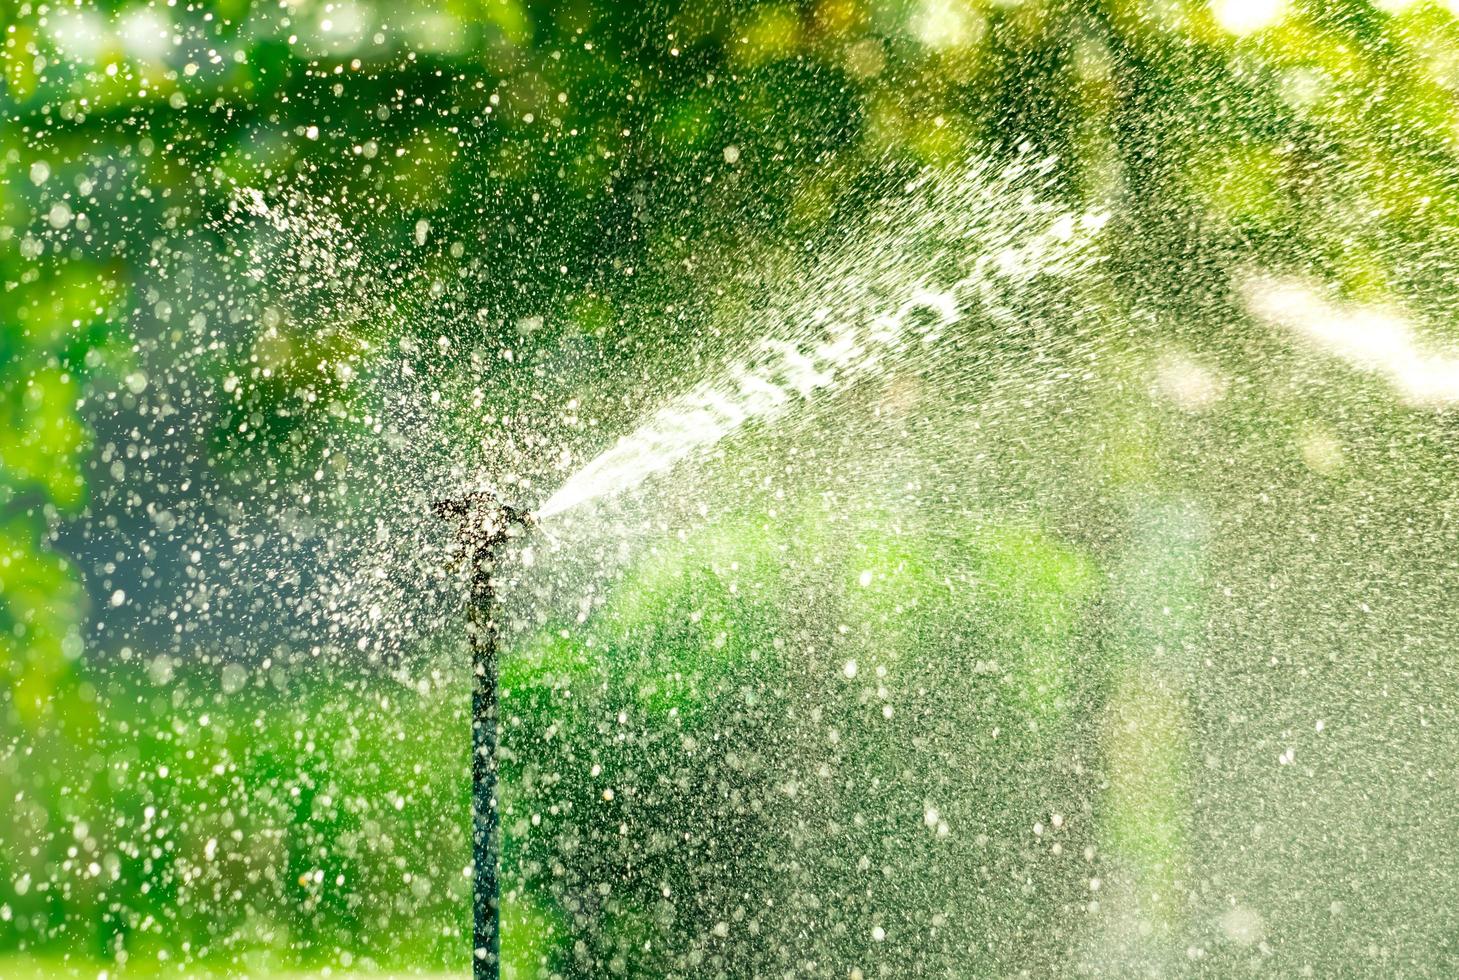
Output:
left=107, top=154, right=1105, bottom=665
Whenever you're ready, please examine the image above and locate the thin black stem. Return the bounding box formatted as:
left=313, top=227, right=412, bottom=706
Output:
left=436, top=492, right=528, bottom=979
left=469, top=547, right=500, bottom=980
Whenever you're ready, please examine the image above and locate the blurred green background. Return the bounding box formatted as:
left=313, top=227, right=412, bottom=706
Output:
left=5, top=0, right=1459, bottom=976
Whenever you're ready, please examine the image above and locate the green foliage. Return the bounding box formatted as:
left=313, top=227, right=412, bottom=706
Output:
left=492, top=505, right=1103, bottom=976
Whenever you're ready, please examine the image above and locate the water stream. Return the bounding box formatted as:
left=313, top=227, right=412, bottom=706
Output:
left=537, top=162, right=1107, bottom=521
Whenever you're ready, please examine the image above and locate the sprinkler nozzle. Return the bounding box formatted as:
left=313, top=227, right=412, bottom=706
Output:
left=433, top=491, right=536, bottom=550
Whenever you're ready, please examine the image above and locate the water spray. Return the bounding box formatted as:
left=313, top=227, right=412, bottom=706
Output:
left=434, top=491, right=535, bottom=980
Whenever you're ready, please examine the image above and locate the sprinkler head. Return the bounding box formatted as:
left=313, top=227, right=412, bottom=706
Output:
left=433, top=491, right=536, bottom=552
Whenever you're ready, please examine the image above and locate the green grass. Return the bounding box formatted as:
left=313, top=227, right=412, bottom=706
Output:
left=0, top=957, right=462, bottom=979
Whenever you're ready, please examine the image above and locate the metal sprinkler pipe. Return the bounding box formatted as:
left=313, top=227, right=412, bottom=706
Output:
left=434, top=492, right=534, bottom=980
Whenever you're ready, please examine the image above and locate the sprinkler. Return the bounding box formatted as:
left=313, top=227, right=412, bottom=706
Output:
left=434, top=491, right=534, bottom=980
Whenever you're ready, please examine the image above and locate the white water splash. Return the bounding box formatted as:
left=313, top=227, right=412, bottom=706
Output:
left=173, top=157, right=1108, bottom=660
left=537, top=160, right=1108, bottom=520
